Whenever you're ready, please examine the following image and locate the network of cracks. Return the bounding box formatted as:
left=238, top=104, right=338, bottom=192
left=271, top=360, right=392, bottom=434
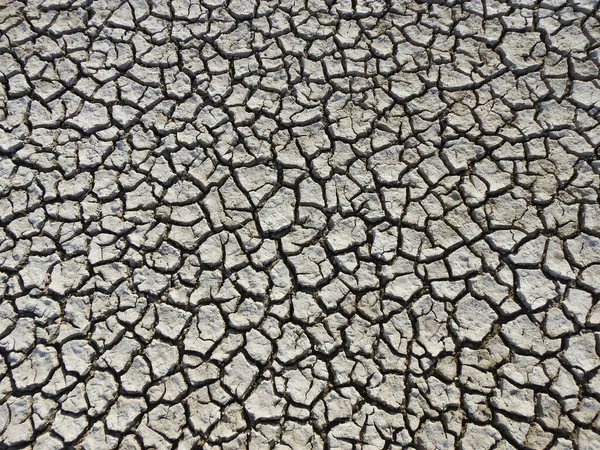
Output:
left=1, top=0, right=600, bottom=449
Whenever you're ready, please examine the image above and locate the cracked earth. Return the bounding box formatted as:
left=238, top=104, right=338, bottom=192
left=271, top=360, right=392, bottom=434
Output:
left=0, top=0, right=600, bottom=449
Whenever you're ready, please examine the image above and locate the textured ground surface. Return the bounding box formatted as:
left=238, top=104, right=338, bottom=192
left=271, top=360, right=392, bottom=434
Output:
left=1, top=0, right=600, bottom=449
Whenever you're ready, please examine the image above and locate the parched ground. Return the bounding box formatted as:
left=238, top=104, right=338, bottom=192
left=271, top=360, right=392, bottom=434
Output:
left=1, top=0, right=600, bottom=449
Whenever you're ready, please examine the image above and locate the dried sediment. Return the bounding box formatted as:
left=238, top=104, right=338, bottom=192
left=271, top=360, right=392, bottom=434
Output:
left=1, top=0, right=600, bottom=449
